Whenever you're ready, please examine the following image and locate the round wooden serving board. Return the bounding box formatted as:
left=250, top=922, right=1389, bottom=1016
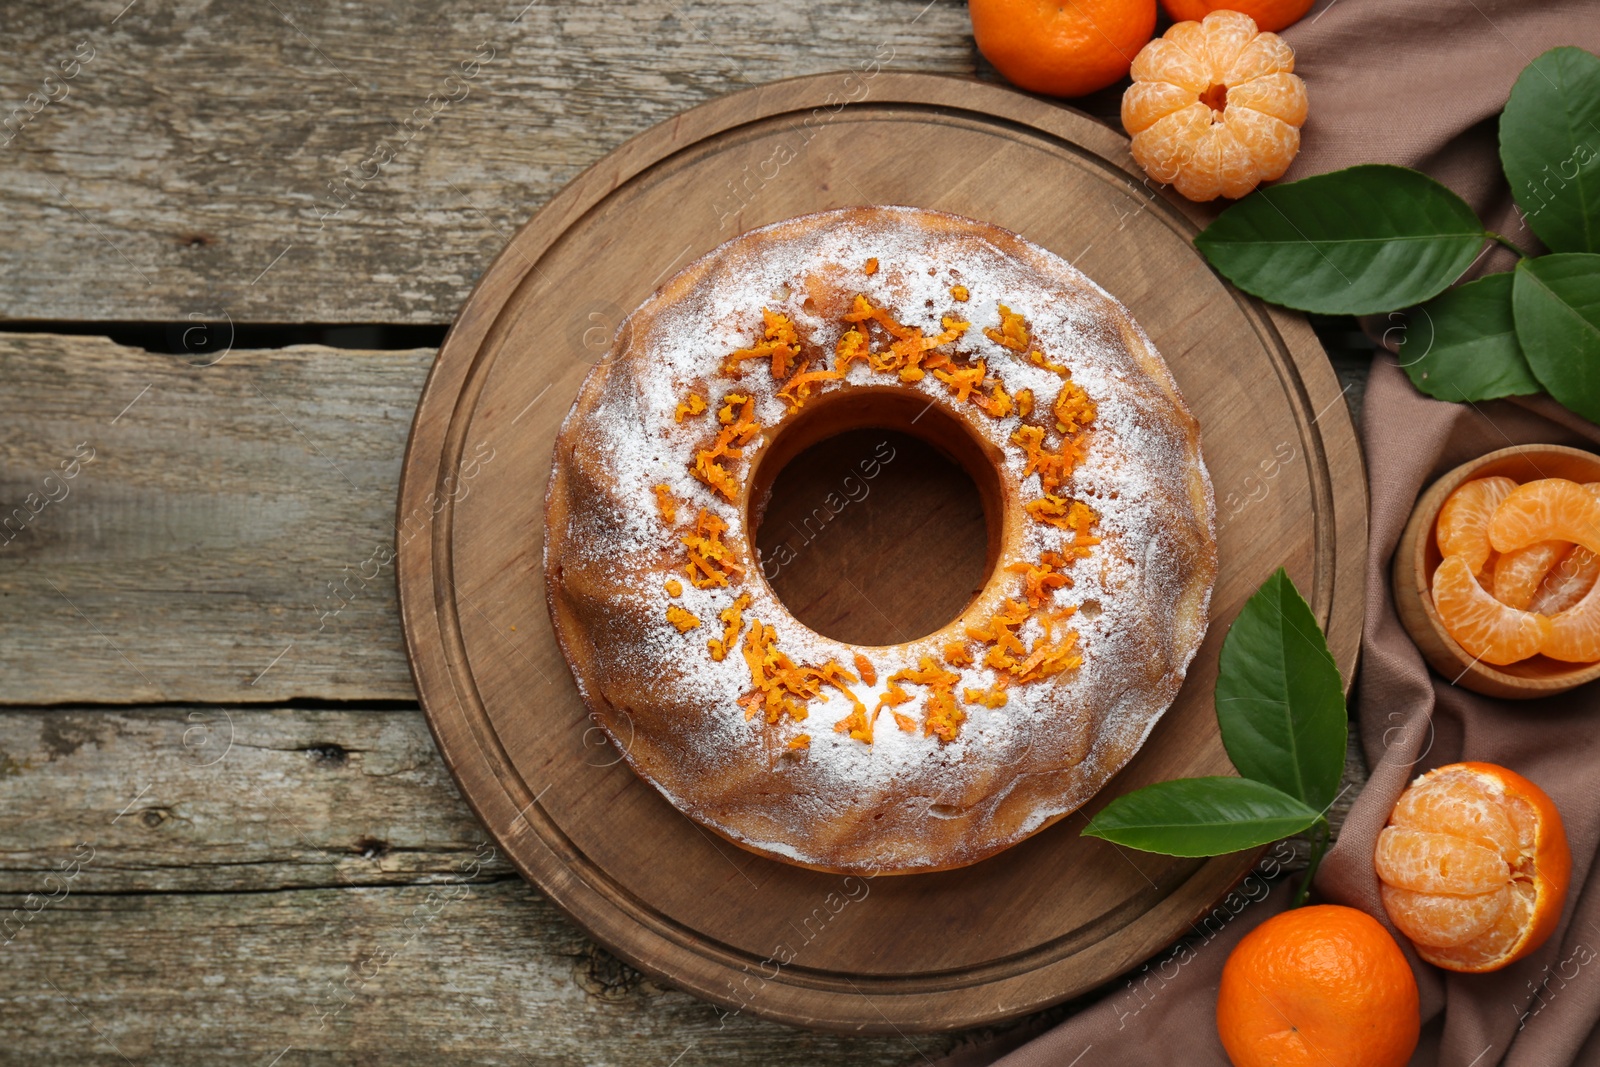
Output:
left=396, top=73, right=1367, bottom=1033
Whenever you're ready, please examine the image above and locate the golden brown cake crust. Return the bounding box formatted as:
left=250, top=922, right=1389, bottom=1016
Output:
left=545, top=206, right=1216, bottom=874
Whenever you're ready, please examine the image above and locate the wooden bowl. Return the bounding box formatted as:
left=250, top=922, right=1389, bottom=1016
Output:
left=1395, top=443, right=1600, bottom=699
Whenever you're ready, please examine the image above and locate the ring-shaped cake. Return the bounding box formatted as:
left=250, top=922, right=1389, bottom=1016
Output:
left=545, top=206, right=1216, bottom=874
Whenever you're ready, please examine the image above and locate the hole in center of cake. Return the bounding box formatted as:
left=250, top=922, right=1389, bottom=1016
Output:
left=749, top=392, right=1000, bottom=646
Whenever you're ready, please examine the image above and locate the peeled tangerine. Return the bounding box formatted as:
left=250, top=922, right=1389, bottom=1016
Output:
left=1432, top=477, right=1600, bottom=665
left=1121, top=10, right=1308, bottom=202
left=1376, top=763, right=1570, bottom=972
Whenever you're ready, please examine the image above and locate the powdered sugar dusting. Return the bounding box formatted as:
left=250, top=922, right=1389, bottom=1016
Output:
left=547, top=206, right=1215, bottom=872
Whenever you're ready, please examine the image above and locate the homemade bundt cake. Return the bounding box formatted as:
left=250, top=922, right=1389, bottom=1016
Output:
left=545, top=206, right=1216, bottom=874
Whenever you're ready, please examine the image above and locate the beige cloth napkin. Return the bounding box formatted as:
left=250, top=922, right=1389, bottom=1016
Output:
left=940, top=2, right=1600, bottom=1063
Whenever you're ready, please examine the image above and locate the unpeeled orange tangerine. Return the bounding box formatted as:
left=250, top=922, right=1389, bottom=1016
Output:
left=1122, top=10, right=1308, bottom=201
left=1376, top=762, right=1570, bottom=973
left=971, top=0, right=1157, bottom=99
left=1160, top=0, right=1315, bottom=32
left=1215, top=904, right=1419, bottom=1067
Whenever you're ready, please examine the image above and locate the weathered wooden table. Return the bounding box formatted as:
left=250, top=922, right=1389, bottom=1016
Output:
left=1, top=2, right=1372, bottom=1061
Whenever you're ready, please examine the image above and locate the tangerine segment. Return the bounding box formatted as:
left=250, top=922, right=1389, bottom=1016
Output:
left=1431, top=555, right=1550, bottom=665
left=1388, top=766, right=1525, bottom=861
left=1488, top=478, right=1600, bottom=556
left=1526, top=483, right=1600, bottom=616
left=1374, top=828, right=1509, bottom=895
left=1543, top=565, right=1600, bottom=662
left=1435, top=476, right=1517, bottom=575
left=1216, top=905, right=1419, bottom=1067
left=1376, top=762, right=1571, bottom=973
left=1492, top=539, right=1569, bottom=609
left=1381, top=884, right=1510, bottom=949
left=1123, top=10, right=1306, bottom=202
left=1530, top=544, right=1600, bottom=615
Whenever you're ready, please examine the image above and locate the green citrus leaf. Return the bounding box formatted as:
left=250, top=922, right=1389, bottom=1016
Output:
left=1082, top=777, right=1319, bottom=856
left=1194, top=164, right=1486, bottom=315
left=1500, top=47, right=1600, bottom=254
left=1515, top=254, right=1600, bottom=422
left=1214, top=568, right=1346, bottom=812
left=1399, top=272, right=1542, bottom=402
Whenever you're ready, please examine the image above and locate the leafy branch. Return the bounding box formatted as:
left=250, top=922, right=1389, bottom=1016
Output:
left=1192, top=47, right=1600, bottom=421
left=1083, top=570, right=1347, bottom=905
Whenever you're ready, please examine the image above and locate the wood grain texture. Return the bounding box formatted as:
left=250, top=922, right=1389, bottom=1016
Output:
left=0, top=704, right=1365, bottom=1065
left=1, top=0, right=979, bottom=324
left=397, top=73, right=1368, bottom=1032
left=0, top=879, right=954, bottom=1066
left=0, top=333, right=426, bottom=705
left=0, top=706, right=1365, bottom=895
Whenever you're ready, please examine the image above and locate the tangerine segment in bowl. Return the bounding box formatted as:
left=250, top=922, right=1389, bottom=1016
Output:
left=1215, top=905, right=1419, bottom=1067
left=1492, top=540, right=1567, bottom=610
left=1121, top=10, right=1307, bottom=202
left=1488, top=478, right=1600, bottom=556
left=1531, top=544, right=1600, bottom=615
left=1435, top=476, right=1516, bottom=576
left=1431, top=556, right=1549, bottom=666
left=1376, top=763, right=1571, bottom=973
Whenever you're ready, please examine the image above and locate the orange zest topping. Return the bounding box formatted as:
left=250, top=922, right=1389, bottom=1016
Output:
left=738, top=624, right=862, bottom=729
left=1007, top=554, right=1073, bottom=608
left=964, top=685, right=1008, bottom=709
left=844, top=294, right=970, bottom=382
left=884, top=657, right=965, bottom=743
left=1025, top=496, right=1101, bottom=554
left=852, top=652, right=876, bottom=686
left=1015, top=388, right=1034, bottom=417
left=707, top=592, right=750, bottom=661
left=674, top=392, right=707, bottom=423
left=873, top=681, right=918, bottom=734
left=984, top=303, right=1029, bottom=351
left=1052, top=377, right=1097, bottom=433
left=665, top=579, right=683, bottom=597
left=834, top=325, right=870, bottom=374
left=777, top=365, right=843, bottom=412
left=950, top=284, right=970, bottom=302
left=723, top=308, right=801, bottom=379
left=692, top=394, right=759, bottom=501
left=943, top=640, right=975, bottom=666
left=1012, top=425, right=1086, bottom=495
left=973, top=378, right=1013, bottom=418
left=786, top=734, right=811, bottom=750
left=681, top=507, right=744, bottom=589
left=933, top=359, right=987, bottom=403
left=666, top=605, right=701, bottom=633
left=652, top=483, right=678, bottom=525
left=1029, top=349, right=1070, bottom=377
left=864, top=257, right=879, bottom=275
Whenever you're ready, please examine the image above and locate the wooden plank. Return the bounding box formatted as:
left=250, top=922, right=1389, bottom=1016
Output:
left=1, top=0, right=978, bottom=325
left=0, top=880, right=955, bottom=1065
left=0, top=707, right=511, bottom=893
left=0, top=706, right=1365, bottom=895
left=0, top=333, right=423, bottom=704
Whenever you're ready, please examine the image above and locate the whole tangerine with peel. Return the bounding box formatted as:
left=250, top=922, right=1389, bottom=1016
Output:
left=970, top=0, right=1157, bottom=98
left=1376, top=762, right=1570, bottom=972
left=1216, top=904, right=1419, bottom=1067
left=1122, top=10, right=1308, bottom=201
left=1160, top=0, right=1315, bottom=33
